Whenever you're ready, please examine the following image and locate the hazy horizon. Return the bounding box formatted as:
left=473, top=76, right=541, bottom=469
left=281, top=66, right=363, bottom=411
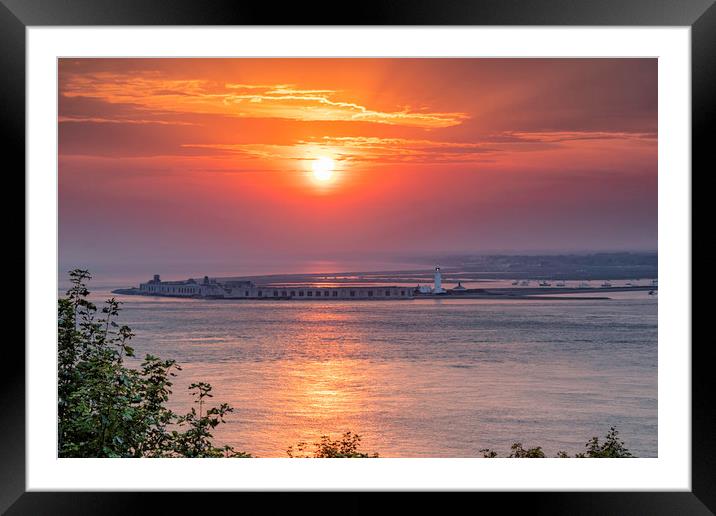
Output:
left=58, top=250, right=658, bottom=289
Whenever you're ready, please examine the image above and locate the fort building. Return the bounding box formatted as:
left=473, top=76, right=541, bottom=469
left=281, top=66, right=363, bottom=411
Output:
left=138, top=274, right=415, bottom=300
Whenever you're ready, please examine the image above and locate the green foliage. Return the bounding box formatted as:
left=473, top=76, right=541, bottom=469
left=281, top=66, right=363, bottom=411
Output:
left=169, top=382, right=251, bottom=458
left=508, top=442, right=545, bottom=458
left=480, top=443, right=546, bottom=458
left=576, top=426, right=633, bottom=458
left=287, top=432, right=379, bottom=458
left=58, top=269, right=251, bottom=458
left=480, top=426, right=634, bottom=458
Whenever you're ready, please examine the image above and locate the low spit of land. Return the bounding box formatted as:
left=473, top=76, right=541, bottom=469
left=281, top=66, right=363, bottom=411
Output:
left=112, top=283, right=655, bottom=301
left=442, top=285, right=654, bottom=300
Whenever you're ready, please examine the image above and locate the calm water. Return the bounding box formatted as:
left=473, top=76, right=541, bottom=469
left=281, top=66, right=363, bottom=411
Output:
left=75, top=285, right=658, bottom=458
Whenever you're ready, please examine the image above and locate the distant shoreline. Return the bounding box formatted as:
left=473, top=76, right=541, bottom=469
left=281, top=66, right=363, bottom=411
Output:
left=111, top=285, right=654, bottom=301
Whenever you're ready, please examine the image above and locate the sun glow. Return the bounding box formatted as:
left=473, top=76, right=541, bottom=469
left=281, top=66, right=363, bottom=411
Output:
left=311, top=157, right=335, bottom=183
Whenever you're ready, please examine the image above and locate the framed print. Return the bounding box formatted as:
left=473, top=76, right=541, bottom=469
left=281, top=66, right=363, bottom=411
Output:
left=5, top=0, right=712, bottom=513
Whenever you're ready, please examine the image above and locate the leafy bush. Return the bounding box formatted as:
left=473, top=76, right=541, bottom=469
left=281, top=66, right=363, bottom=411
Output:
left=58, top=269, right=250, bottom=458
left=508, top=442, right=546, bottom=458
left=575, top=426, right=633, bottom=458
left=480, top=426, right=634, bottom=458
left=287, top=432, right=379, bottom=458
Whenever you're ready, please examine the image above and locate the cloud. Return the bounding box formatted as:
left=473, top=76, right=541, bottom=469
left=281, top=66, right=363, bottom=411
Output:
left=502, top=130, right=657, bottom=143
left=59, top=115, right=197, bottom=126
left=181, top=136, right=497, bottom=165
left=180, top=130, right=654, bottom=166
left=61, top=72, right=468, bottom=129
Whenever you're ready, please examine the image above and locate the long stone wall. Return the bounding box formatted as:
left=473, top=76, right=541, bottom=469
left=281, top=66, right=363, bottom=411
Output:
left=226, top=285, right=414, bottom=299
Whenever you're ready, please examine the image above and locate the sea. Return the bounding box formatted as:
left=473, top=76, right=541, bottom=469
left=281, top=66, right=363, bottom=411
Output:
left=61, top=277, right=658, bottom=458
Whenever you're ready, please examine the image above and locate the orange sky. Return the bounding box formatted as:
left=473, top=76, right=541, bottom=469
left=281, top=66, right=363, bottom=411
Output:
left=58, top=58, right=657, bottom=276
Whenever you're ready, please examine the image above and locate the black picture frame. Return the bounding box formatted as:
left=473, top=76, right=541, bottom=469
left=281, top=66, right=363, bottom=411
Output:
left=4, top=0, right=711, bottom=513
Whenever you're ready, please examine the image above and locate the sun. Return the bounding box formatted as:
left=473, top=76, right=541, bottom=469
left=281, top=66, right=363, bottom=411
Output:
left=311, top=157, right=335, bottom=183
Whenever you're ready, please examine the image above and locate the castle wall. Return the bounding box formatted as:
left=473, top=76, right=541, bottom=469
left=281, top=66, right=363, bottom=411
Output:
left=139, top=277, right=415, bottom=299
left=226, top=285, right=413, bottom=299
left=139, top=281, right=201, bottom=297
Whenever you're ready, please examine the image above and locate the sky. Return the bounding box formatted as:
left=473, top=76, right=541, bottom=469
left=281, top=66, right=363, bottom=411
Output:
left=58, top=58, right=657, bottom=277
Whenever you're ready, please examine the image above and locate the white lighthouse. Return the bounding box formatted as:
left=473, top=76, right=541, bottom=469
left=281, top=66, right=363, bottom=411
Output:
left=433, top=266, right=444, bottom=294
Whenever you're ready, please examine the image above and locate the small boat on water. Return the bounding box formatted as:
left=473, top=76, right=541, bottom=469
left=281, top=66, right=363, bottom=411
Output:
left=649, top=289, right=657, bottom=296
left=511, top=280, right=519, bottom=285
left=625, top=281, right=633, bottom=286
left=539, top=281, right=551, bottom=287
left=601, top=281, right=612, bottom=288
